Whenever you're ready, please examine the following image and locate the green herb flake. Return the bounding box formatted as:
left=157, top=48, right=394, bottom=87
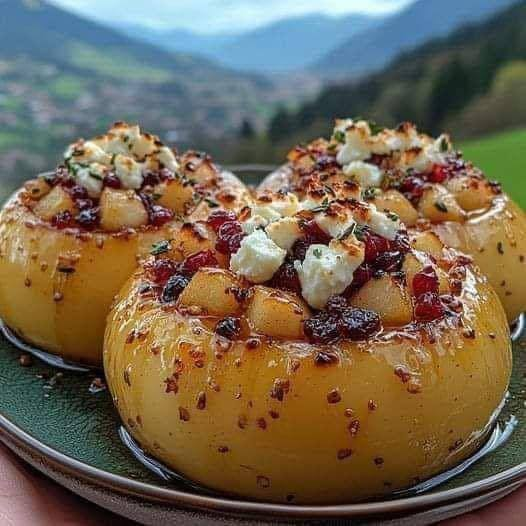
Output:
left=367, top=120, right=385, bottom=136
left=439, top=136, right=449, bottom=152
left=363, top=187, right=380, bottom=201
left=354, top=224, right=366, bottom=241
left=150, top=240, right=171, bottom=256
left=333, top=130, right=346, bottom=144
left=386, top=211, right=399, bottom=222
left=313, top=248, right=323, bottom=259
left=205, top=197, right=220, bottom=208
left=338, top=222, right=357, bottom=240
left=434, top=201, right=448, bottom=213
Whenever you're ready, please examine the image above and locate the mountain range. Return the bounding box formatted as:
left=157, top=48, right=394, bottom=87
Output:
left=116, top=13, right=380, bottom=73
left=316, top=0, right=519, bottom=76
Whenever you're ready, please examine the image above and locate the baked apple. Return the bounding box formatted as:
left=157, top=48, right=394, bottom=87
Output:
left=104, top=189, right=511, bottom=503
left=0, top=122, right=247, bottom=365
left=260, top=119, right=526, bottom=322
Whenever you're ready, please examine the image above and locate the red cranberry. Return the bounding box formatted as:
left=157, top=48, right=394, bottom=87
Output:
left=215, top=317, right=241, bottom=340
left=147, top=258, right=178, bottom=284
left=161, top=274, right=189, bottom=303
left=207, top=209, right=237, bottom=232
left=59, top=177, right=75, bottom=188
left=216, top=221, right=244, bottom=255
left=301, top=219, right=331, bottom=245
left=374, top=250, right=404, bottom=272
left=159, top=168, right=175, bottom=182
left=291, top=239, right=310, bottom=262
left=180, top=250, right=218, bottom=276
left=363, top=230, right=390, bottom=264
left=304, top=312, right=341, bottom=344
left=428, top=164, right=448, bottom=183
left=67, top=184, right=89, bottom=200
left=314, top=155, right=339, bottom=170
left=51, top=210, right=74, bottom=229
left=326, top=295, right=349, bottom=314
left=400, top=176, right=425, bottom=204
left=142, top=172, right=161, bottom=188
left=412, top=266, right=439, bottom=296
left=346, top=264, right=373, bottom=294
left=414, top=292, right=445, bottom=322
left=392, top=232, right=411, bottom=254
left=338, top=308, right=381, bottom=341
left=75, top=198, right=94, bottom=210
left=150, top=206, right=174, bottom=227
left=269, top=262, right=301, bottom=294
left=103, top=174, right=122, bottom=189
left=75, top=208, right=99, bottom=230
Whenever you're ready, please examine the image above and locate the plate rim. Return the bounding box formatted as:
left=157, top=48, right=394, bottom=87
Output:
left=0, top=411, right=524, bottom=520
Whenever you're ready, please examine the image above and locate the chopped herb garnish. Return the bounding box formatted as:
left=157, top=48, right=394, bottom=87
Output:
left=150, top=240, right=171, bottom=256
left=363, top=187, right=380, bottom=200
left=205, top=197, right=220, bottom=208
left=333, top=130, right=345, bottom=144
left=439, top=136, right=449, bottom=152
left=354, top=224, right=366, bottom=241
left=313, top=248, right=323, bottom=259
left=386, top=211, right=399, bottom=222
left=89, top=171, right=103, bottom=181
left=367, top=120, right=385, bottom=136
left=152, top=193, right=163, bottom=201
left=434, top=201, right=448, bottom=213
left=338, top=222, right=357, bottom=240
left=310, top=197, right=330, bottom=214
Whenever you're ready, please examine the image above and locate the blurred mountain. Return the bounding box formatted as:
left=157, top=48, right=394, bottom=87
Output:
left=115, top=13, right=382, bottom=73
left=315, top=0, right=519, bottom=77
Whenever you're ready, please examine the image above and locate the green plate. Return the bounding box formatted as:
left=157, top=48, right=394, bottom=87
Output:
left=0, top=317, right=524, bottom=524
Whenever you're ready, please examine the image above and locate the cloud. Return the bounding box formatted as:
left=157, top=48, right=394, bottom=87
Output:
left=50, top=0, right=412, bottom=33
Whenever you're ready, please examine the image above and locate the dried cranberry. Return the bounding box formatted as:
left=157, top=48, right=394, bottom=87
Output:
left=51, top=210, right=74, bottom=229
left=338, top=308, right=381, bottom=341
left=302, top=219, right=331, bottom=245
left=215, top=317, right=241, bottom=340
left=269, top=262, right=301, bottom=294
left=161, top=274, right=189, bottom=303
left=75, top=198, right=93, bottom=210
left=147, top=258, right=178, bottom=284
left=103, top=174, right=122, bottom=189
left=59, top=177, right=75, bottom=188
left=142, top=172, right=161, bottom=188
left=216, top=220, right=244, bottom=255
left=67, top=184, right=89, bottom=200
left=428, top=164, right=448, bottom=183
left=373, top=250, right=404, bottom=272
left=304, top=312, right=340, bottom=344
left=392, top=232, right=411, bottom=254
left=414, top=292, right=445, bottom=322
left=180, top=250, right=218, bottom=276
left=346, top=264, right=373, bottom=294
left=75, top=208, right=99, bottom=230
left=363, top=230, right=390, bottom=264
left=314, top=155, right=338, bottom=171
left=207, top=209, right=237, bottom=232
left=291, top=239, right=310, bottom=262
left=400, top=176, right=425, bottom=204
left=412, top=266, right=439, bottom=296
left=326, top=295, right=349, bottom=314
left=150, top=205, right=174, bottom=227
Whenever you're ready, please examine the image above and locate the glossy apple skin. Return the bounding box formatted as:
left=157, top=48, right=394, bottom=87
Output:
left=104, top=265, right=511, bottom=504
left=261, top=166, right=526, bottom=322
left=0, top=190, right=180, bottom=365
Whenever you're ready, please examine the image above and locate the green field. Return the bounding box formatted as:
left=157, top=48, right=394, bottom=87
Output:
left=461, top=128, right=525, bottom=208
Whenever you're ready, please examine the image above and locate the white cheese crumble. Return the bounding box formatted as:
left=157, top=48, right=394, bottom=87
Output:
left=74, top=164, right=105, bottom=198
left=367, top=205, right=401, bottom=240
left=315, top=209, right=355, bottom=239
left=63, top=122, right=181, bottom=198
left=230, top=229, right=286, bottom=284
left=265, top=217, right=302, bottom=250
left=343, top=161, right=383, bottom=188
left=294, top=239, right=364, bottom=309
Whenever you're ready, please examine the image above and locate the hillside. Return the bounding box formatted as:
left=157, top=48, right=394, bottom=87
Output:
left=115, top=13, right=381, bottom=74
left=315, top=0, right=518, bottom=77
left=461, top=128, right=526, bottom=208
left=266, top=0, right=526, bottom=147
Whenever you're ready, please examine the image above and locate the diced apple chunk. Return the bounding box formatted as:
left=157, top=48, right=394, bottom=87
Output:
left=178, top=268, right=242, bottom=316
left=418, top=185, right=465, bottom=223
left=446, top=176, right=494, bottom=212
left=24, top=177, right=51, bottom=200
left=170, top=222, right=216, bottom=262
left=372, top=189, right=418, bottom=226
left=33, top=185, right=75, bottom=221
left=246, top=286, right=310, bottom=340
left=155, top=179, right=194, bottom=215
left=411, top=231, right=445, bottom=260
left=351, top=275, right=413, bottom=326
left=100, top=188, right=148, bottom=231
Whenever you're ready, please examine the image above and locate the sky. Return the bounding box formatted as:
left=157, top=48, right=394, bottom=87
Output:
left=50, top=0, right=412, bottom=34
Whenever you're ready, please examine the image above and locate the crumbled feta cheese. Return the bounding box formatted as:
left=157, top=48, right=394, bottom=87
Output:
left=343, top=161, right=383, bottom=188
left=336, top=122, right=373, bottom=164
left=251, top=204, right=282, bottom=224
left=315, top=209, right=355, bottom=239
left=367, top=205, right=401, bottom=240
left=65, top=141, right=111, bottom=165
left=300, top=197, right=325, bottom=211
left=113, top=154, right=143, bottom=190
left=242, top=214, right=268, bottom=234
left=265, top=217, right=302, bottom=250
left=294, top=239, right=364, bottom=309
left=268, top=192, right=300, bottom=217
left=157, top=146, right=179, bottom=173
left=230, top=229, right=286, bottom=283
left=74, top=165, right=104, bottom=198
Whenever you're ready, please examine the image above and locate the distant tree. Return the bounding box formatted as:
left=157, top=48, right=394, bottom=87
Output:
left=268, top=107, right=292, bottom=142
left=239, top=118, right=255, bottom=139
